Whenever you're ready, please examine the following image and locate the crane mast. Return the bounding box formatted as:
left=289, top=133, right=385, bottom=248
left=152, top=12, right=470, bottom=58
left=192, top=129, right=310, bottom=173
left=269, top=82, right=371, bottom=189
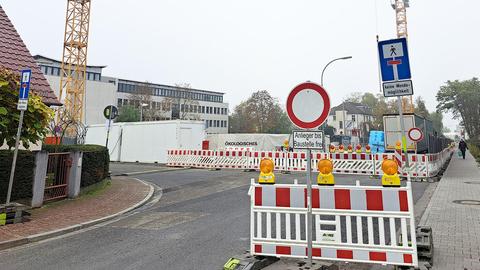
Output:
left=59, top=0, right=91, bottom=125
left=391, top=0, right=414, bottom=113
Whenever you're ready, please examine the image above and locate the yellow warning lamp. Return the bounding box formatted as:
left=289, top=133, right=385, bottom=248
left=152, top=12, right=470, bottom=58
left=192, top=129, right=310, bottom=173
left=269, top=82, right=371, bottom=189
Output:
left=283, top=139, right=289, bottom=150
left=395, top=140, right=402, bottom=150
left=381, top=159, right=400, bottom=187
left=338, top=144, right=345, bottom=153
left=355, top=144, right=362, bottom=153
left=365, top=144, right=371, bottom=154
left=317, top=159, right=335, bottom=185
left=329, top=144, right=336, bottom=153
left=347, top=144, right=353, bottom=153
left=258, top=158, right=275, bottom=184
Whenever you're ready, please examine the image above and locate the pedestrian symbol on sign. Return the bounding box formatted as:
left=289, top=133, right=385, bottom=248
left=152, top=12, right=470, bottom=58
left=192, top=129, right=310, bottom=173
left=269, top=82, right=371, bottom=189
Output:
left=390, top=45, right=397, bottom=56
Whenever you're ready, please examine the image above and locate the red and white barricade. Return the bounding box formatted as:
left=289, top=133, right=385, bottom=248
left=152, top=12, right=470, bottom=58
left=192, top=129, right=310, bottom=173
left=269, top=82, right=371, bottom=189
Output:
left=328, top=153, right=375, bottom=175
left=167, top=147, right=453, bottom=179
left=249, top=180, right=418, bottom=267
left=248, top=151, right=289, bottom=171
left=166, top=150, right=196, bottom=167
left=214, top=150, right=249, bottom=169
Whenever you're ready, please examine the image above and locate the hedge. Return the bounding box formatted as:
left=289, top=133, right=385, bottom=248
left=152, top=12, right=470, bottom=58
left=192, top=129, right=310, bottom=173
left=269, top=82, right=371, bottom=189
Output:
left=43, top=144, right=110, bottom=187
left=0, top=150, right=35, bottom=204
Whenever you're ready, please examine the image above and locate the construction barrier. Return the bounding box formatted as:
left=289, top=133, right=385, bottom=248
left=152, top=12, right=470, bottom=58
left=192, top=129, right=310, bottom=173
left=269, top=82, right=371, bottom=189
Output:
left=248, top=180, right=418, bottom=267
left=166, top=147, right=454, bottom=178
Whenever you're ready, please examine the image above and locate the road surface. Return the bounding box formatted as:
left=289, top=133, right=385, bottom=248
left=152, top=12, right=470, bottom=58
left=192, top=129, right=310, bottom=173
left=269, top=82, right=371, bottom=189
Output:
left=0, top=166, right=430, bottom=270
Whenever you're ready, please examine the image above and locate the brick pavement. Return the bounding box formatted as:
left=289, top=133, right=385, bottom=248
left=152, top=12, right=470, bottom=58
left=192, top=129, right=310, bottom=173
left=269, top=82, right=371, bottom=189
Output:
left=0, top=177, right=150, bottom=244
left=419, top=150, right=480, bottom=270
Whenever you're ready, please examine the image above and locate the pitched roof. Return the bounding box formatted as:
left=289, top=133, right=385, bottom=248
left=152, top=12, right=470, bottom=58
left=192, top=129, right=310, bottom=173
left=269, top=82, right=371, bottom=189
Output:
left=0, top=5, right=60, bottom=106
left=330, top=101, right=373, bottom=116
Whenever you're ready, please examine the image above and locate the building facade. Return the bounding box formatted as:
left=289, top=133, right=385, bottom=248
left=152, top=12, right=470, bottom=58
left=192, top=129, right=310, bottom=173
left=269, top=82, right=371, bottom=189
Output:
left=34, top=55, right=229, bottom=134
left=327, top=101, right=373, bottom=140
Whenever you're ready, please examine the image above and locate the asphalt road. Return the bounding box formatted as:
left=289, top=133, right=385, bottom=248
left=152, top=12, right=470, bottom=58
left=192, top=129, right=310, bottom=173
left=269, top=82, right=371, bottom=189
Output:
left=0, top=166, right=430, bottom=270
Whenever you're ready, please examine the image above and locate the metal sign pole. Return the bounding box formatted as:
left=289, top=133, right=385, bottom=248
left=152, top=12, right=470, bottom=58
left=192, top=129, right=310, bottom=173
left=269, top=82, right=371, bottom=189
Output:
left=306, top=148, right=313, bottom=265
left=6, top=110, right=25, bottom=204
left=392, top=59, right=410, bottom=172
left=105, top=105, right=113, bottom=147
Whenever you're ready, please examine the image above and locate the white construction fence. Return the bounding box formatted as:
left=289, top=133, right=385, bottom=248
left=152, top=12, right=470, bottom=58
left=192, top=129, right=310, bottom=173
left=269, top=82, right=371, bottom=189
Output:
left=167, top=146, right=455, bottom=178
left=248, top=180, right=418, bottom=267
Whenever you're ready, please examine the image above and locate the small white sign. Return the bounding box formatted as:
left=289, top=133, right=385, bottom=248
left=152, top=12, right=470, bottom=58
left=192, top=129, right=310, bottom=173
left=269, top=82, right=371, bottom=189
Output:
left=17, top=99, right=28, bottom=111
left=292, top=131, right=324, bottom=150
left=382, top=42, right=404, bottom=58
left=383, top=80, right=413, bottom=97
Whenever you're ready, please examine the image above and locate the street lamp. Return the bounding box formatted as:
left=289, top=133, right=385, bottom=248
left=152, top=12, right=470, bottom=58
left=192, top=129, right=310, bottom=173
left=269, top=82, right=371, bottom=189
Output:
left=320, top=56, right=352, bottom=148
left=140, top=102, right=148, bottom=122
left=321, top=56, right=352, bottom=87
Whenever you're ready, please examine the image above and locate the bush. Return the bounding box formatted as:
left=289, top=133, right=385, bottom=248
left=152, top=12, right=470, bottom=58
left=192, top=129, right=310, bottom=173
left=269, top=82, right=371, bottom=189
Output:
left=0, top=150, right=35, bottom=203
left=43, top=144, right=110, bottom=187
left=468, top=140, right=480, bottom=163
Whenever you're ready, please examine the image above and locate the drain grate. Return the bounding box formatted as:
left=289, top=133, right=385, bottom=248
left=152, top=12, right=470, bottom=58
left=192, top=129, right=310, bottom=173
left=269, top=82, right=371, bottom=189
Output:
left=452, top=200, right=480, bottom=206
left=464, top=181, right=480, bottom=185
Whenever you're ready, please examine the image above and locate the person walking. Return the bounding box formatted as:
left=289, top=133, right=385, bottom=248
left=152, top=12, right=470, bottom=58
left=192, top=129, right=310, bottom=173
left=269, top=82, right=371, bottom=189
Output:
left=459, top=139, right=468, bottom=159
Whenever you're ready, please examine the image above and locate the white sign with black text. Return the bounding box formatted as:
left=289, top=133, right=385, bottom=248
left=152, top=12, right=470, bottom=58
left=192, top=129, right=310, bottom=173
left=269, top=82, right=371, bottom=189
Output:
left=383, top=80, right=413, bottom=97
left=292, top=131, right=324, bottom=150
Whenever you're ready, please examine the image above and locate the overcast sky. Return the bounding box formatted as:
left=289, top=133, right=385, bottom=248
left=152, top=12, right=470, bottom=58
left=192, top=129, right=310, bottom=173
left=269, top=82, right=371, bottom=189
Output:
left=2, top=0, right=479, bottom=130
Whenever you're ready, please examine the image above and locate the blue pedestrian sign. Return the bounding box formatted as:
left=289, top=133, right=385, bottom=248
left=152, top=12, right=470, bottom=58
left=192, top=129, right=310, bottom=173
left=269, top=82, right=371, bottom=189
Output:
left=378, top=38, right=411, bottom=82
left=17, top=69, right=32, bottom=111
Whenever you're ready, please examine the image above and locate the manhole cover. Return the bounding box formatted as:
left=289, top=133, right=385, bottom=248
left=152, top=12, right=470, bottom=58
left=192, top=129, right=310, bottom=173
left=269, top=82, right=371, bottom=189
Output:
left=464, top=181, right=480, bottom=185
left=452, top=200, right=480, bottom=206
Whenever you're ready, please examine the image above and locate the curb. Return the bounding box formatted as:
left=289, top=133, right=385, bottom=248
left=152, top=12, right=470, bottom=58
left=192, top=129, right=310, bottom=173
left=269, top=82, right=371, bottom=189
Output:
left=0, top=178, right=155, bottom=251
left=117, top=167, right=190, bottom=176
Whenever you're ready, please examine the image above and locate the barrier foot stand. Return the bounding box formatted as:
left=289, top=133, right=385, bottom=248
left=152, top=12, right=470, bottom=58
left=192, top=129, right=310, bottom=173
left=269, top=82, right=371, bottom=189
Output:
left=223, top=251, right=278, bottom=270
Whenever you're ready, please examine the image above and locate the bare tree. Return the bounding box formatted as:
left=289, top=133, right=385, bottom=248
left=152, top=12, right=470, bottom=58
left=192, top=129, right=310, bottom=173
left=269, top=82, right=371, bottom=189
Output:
left=47, top=107, right=86, bottom=149
left=128, top=82, right=153, bottom=121
left=169, top=83, right=200, bottom=120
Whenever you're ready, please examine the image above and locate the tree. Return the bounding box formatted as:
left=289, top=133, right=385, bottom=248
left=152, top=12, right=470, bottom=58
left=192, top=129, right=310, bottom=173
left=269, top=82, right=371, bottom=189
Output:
left=0, top=68, right=53, bottom=149
left=166, top=83, right=200, bottom=120
left=116, top=105, right=140, bottom=122
left=414, top=96, right=430, bottom=119
left=430, top=111, right=444, bottom=136
left=345, top=92, right=363, bottom=103
left=128, top=82, right=153, bottom=121
left=229, top=90, right=292, bottom=134
left=437, top=78, right=480, bottom=140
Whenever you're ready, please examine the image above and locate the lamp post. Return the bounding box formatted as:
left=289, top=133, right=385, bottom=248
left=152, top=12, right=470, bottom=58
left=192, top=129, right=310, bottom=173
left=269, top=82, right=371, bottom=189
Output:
left=140, top=103, right=148, bottom=122
left=320, top=56, right=352, bottom=144
left=321, top=56, right=352, bottom=87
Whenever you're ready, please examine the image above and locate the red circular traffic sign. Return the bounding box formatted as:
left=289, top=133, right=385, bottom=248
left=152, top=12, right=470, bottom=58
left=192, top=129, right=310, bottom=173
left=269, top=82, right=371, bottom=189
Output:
left=286, top=82, right=331, bottom=129
left=408, top=127, right=424, bottom=142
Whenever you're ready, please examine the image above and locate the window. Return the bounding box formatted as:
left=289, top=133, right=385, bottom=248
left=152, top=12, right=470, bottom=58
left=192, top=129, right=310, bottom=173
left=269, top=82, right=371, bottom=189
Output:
left=333, top=115, right=336, bottom=121
left=352, top=115, right=356, bottom=122
left=201, top=106, right=205, bottom=113
left=208, top=120, right=213, bottom=128
left=117, top=98, right=122, bottom=107
left=339, top=121, right=343, bottom=129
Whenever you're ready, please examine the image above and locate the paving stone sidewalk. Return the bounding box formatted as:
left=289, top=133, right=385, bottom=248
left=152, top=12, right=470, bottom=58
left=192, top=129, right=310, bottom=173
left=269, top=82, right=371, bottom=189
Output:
left=419, top=150, right=480, bottom=270
left=0, top=177, right=151, bottom=245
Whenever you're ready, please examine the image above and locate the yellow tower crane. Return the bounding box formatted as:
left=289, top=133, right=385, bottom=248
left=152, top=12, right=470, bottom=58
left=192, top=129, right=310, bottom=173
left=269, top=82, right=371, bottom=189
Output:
left=59, top=0, right=92, bottom=125
left=391, top=0, right=414, bottom=113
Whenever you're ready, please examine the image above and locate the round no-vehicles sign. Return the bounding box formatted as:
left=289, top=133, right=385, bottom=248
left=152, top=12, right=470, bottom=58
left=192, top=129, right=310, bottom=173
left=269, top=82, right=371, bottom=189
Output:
left=408, top=127, right=424, bottom=142
left=286, top=82, right=331, bottom=129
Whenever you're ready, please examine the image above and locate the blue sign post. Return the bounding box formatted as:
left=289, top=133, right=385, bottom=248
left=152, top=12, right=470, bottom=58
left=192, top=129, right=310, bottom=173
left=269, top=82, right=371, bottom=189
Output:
left=378, top=38, right=413, bottom=97
left=6, top=69, right=32, bottom=204
left=377, top=38, right=413, bottom=172
left=17, top=69, right=32, bottom=111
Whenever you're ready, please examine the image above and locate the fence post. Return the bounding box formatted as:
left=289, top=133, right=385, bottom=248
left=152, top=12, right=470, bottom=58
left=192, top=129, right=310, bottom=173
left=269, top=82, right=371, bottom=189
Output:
left=68, top=151, right=83, bottom=198
left=31, top=151, right=48, bottom=208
